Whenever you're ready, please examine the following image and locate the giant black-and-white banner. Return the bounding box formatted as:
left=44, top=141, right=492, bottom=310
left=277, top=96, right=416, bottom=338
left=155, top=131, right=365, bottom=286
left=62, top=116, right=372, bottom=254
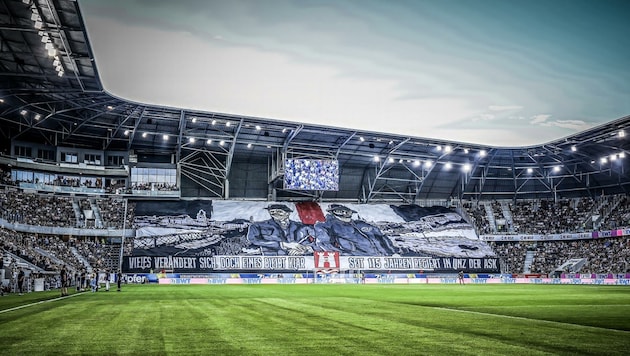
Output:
left=123, top=254, right=500, bottom=273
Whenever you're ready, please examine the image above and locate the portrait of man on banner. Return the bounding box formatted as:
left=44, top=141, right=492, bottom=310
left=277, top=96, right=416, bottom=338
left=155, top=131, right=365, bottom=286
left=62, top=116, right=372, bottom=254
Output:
left=247, top=204, right=316, bottom=256
left=314, top=204, right=398, bottom=256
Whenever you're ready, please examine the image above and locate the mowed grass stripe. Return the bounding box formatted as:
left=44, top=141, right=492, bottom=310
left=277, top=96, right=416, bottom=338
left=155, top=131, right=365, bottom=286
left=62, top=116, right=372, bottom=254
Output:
left=1, top=284, right=630, bottom=355
left=254, top=296, right=553, bottom=355
left=259, top=296, right=626, bottom=355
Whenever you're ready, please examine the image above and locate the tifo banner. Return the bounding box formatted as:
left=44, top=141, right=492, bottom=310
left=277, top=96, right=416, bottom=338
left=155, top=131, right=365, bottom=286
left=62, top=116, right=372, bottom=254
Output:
left=123, top=254, right=500, bottom=273
left=127, top=200, right=500, bottom=273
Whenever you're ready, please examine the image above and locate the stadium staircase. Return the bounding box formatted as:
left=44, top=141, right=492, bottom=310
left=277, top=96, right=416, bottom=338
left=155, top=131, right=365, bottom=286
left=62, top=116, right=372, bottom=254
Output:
left=523, top=250, right=536, bottom=274
left=71, top=198, right=83, bottom=227
left=88, top=198, right=104, bottom=228
left=499, top=201, right=514, bottom=233
left=482, top=201, right=498, bottom=233
left=70, top=247, right=92, bottom=272
left=591, top=195, right=626, bottom=230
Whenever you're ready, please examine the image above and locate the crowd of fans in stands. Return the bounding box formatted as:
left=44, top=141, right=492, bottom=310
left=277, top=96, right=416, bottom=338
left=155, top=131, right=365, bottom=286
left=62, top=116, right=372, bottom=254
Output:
left=465, top=195, right=630, bottom=274
left=1, top=228, right=128, bottom=294
left=0, top=190, right=135, bottom=229
left=490, top=237, right=630, bottom=275
left=1, top=186, right=629, bottom=296
left=1, top=191, right=77, bottom=227
left=463, top=195, right=630, bottom=235
left=508, top=197, right=595, bottom=234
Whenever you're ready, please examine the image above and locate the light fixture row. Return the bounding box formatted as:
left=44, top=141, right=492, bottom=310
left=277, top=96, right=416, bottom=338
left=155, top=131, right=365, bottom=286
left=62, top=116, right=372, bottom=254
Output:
left=596, top=152, right=626, bottom=164
left=374, top=156, right=461, bottom=170
left=30, top=4, right=64, bottom=77
left=359, top=135, right=488, bottom=158
left=19, top=109, right=42, bottom=121
left=188, top=118, right=291, bottom=135
left=188, top=116, right=231, bottom=127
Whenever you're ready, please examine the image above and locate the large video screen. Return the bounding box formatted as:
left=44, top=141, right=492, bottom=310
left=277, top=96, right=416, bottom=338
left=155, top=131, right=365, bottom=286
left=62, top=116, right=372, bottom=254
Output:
left=284, top=159, right=339, bottom=191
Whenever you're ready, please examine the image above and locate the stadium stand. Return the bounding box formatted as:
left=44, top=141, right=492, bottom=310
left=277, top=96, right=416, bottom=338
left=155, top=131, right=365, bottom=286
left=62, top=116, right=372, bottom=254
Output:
left=1, top=0, right=629, bottom=291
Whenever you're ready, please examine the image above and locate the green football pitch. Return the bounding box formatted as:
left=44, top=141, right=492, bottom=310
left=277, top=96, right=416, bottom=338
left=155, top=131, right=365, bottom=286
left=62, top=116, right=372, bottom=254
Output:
left=1, top=284, right=629, bottom=355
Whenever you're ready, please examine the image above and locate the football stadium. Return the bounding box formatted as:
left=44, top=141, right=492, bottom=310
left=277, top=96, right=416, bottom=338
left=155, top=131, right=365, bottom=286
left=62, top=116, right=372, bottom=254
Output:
left=1, top=0, right=630, bottom=355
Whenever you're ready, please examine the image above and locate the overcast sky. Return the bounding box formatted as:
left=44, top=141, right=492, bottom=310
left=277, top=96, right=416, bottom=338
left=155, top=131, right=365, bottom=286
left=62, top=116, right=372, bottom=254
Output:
left=80, top=0, right=630, bottom=147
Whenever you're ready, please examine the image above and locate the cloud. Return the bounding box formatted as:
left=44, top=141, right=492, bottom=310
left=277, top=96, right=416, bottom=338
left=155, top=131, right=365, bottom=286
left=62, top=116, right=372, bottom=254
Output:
left=471, top=113, right=495, bottom=121
left=488, top=105, right=523, bottom=111
left=540, top=119, right=590, bottom=130
left=530, top=114, right=551, bottom=125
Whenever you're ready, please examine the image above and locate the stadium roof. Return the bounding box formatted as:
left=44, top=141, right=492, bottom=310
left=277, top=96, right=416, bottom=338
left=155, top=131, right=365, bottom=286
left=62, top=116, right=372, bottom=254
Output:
left=1, top=0, right=629, bottom=202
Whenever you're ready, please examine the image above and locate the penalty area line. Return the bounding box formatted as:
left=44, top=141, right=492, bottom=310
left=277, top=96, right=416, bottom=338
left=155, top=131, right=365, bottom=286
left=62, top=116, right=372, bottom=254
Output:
left=0, top=292, right=83, bottom=314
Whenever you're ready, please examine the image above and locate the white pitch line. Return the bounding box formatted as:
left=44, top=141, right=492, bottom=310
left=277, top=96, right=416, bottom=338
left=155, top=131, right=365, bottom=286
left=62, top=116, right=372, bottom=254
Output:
left=0, top=293, right=82, bottom=314
left=429, top=305, right=630, bottom=334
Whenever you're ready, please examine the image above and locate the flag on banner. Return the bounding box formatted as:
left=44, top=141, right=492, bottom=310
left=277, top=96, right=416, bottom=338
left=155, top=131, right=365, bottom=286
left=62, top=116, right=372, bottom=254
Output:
left=314, top=251, right=340, bottom=269
left=295, top=201, right=326, bottom=225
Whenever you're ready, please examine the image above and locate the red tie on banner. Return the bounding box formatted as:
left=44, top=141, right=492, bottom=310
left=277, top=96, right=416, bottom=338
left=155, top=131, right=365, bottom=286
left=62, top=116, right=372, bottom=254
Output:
left=314, top=251, right=340, bottom=269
